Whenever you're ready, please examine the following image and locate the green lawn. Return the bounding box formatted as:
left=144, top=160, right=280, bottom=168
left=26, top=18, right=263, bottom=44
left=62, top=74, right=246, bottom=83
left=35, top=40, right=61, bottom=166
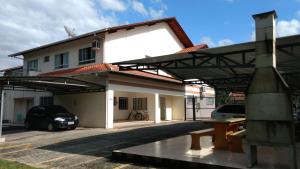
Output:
left=0, top=159, right=38, bottom=169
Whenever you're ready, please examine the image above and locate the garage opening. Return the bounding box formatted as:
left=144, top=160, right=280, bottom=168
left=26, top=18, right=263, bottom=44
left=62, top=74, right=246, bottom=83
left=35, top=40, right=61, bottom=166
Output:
left=0, top=76, right=105, bottom=134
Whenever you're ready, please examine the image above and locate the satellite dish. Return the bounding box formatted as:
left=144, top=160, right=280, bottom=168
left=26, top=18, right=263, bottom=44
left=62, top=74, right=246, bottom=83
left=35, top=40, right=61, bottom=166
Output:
left=64, top=25, right=76, bottom=38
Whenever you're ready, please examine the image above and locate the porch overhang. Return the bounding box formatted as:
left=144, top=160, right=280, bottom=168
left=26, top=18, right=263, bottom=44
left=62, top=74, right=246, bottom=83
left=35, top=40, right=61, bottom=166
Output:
left=0, top=76, right=105, bottom=95
left=116, top=34, right=300, bottom=94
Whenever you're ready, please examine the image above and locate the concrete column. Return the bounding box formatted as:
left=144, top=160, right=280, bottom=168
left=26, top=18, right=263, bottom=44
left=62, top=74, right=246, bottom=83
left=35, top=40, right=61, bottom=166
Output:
left=105, top=89, right=114, bottom=129
left=0, top=89, right=5, bottom=142
left=253, top=11, right=277, bottom=68
left=154, top=93, right=160, bottom=123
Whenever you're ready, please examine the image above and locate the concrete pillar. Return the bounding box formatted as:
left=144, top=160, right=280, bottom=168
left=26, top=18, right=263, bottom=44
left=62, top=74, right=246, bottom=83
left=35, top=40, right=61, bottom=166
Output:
left=0, top=89, right=5, bottom=142
left=154, top=93, right=160, bottom=123
left=105, top=89, right=114, bottom=129
left=253, top=11, right=277, bottom=68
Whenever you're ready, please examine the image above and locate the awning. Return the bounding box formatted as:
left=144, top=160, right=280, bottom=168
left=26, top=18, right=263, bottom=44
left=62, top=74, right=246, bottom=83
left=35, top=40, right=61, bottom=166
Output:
left=0, top=76, right=105, bottom=95
left=116, top=34, right=300, bottom=93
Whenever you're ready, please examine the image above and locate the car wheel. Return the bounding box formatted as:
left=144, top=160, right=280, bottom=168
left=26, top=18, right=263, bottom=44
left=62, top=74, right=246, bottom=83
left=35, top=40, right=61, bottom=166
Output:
left=71, top=126, right=76, bottom=130
left=47, top=123, right=54, bottom=131
left=25, top=121, right=31, bottom=130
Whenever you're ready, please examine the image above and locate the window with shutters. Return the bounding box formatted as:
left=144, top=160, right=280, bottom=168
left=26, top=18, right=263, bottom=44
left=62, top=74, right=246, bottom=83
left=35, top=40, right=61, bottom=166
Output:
left=133, top=98, right=147, bottom=110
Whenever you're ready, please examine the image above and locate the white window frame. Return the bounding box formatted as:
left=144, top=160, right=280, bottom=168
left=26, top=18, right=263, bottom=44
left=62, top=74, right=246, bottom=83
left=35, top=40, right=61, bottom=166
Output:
left=27, top=59, right=38, bottom=71
left=55, top=52, right=69, bottom=69
left=79, top=47, right=96, bottom=65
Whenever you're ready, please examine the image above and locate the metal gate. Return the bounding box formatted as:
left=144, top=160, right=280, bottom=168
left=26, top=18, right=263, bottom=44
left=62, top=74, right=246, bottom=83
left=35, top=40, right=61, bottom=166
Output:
left=185, top=96, right=215, bottom=120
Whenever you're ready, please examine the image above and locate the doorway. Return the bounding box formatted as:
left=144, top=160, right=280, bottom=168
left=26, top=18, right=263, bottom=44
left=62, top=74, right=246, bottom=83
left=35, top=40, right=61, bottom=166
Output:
left=160, top=97, right=166, bottom=120
left=14, top=98, right=34, bottom=123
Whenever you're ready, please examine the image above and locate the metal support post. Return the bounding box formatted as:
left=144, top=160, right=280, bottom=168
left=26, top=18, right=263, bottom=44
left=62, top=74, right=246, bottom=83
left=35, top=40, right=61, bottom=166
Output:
left=192, top=96, right=196, bottom=121
left=0, top=88, right=5, bottom=142
left=184, top=98, right=187, bottom=121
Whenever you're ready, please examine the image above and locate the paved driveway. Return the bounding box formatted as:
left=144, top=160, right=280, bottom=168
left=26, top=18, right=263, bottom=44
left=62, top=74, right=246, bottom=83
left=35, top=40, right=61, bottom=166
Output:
left=0, top=121, right=209, bottom=169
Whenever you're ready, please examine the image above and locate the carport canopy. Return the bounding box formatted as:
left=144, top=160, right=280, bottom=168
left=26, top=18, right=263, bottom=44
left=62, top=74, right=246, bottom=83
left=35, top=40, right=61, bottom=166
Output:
left=0, top=76, right=105, bottom=94
left=116, top=34, right=300, bottom=94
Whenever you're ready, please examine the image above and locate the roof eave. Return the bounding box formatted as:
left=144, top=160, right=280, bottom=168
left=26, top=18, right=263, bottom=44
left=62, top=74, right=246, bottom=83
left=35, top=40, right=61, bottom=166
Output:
left=8, top=17, right=193, bottom=57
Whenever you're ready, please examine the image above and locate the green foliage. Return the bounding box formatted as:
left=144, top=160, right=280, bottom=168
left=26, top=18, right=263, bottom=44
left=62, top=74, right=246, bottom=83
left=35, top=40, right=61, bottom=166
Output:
left=0, top=159, right=39, bottom=169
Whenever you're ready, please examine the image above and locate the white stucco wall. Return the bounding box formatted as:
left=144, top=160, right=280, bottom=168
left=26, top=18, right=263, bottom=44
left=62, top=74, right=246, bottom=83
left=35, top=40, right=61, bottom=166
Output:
left=161, top=95, right=173, bottom=121
left=22, top=22, right=185, bottom=75
left=113, top=91, right=130, bottom=120
left=2, top=90, right=52, bottom=123
left=113, top=89, right=184, bottom=122
left=103, top=22, right=184, bottom=63
left=54, top=92, right=106, bottom=128
left=113, top=91, right=155, bottom=121
left=23, top=38, right=104, bottom=75
left=172, top=96, right=185, bottom=120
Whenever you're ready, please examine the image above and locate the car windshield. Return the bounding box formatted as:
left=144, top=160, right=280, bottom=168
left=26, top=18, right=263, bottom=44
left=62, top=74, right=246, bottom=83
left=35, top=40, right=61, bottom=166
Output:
left=218, top=105, right=245, bottom=114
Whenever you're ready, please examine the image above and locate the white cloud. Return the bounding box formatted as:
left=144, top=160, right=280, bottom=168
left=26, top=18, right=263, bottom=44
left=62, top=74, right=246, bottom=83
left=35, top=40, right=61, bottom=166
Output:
left=0, top=0, right=119, bottom=70
left=0, top=0, right=169, bottom=70
left=132, top=0, right=148, bottom=16
left=200, top=36, right=234, bottom=47
left=250, top=18, right=300, bottom=40
left=130, top=0, right=167, bottom=19
left=200, top=36, right=216, bottom=47
left=251, top=31, right=256, bottom=41
left=149, top=7, right=165, bottom=19
left=276, top=19, right=300, bottom=37
left=218, top=39, right=234, bottom=46
left=98, top=0, right=126, bottom=12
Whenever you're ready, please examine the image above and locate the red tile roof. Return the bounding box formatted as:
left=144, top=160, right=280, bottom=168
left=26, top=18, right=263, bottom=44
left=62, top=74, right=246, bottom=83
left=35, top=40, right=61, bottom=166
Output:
left=10, top=17, right=193, bottom=57
left=118, top=70, right=181, bottom=83
left=176, top=44, right=208, bottom=53
left=39, top=63, right=181, bottom=83
left=39, top=64, right=118, bottom=76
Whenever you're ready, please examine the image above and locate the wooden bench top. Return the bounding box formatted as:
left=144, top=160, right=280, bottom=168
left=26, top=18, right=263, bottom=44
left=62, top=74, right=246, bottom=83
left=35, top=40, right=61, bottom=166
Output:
left=201, top=118, right=246, bottom=124
left=229, top=129, right=246, bottom=137
left=190, top=128, right=214, bottom=135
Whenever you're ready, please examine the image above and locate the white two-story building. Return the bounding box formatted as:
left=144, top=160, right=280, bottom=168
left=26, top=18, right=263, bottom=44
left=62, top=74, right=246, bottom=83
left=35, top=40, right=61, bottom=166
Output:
left=2, top=17, right=211, bottom=128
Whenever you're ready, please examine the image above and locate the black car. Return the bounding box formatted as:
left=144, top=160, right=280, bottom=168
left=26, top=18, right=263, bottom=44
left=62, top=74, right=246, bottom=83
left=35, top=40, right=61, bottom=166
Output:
left=25, top=105, right=79, bottom=131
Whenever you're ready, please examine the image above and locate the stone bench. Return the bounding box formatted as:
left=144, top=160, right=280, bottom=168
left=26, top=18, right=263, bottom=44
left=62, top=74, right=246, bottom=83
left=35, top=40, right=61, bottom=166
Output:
left=189, top=128, right=214, bottom=150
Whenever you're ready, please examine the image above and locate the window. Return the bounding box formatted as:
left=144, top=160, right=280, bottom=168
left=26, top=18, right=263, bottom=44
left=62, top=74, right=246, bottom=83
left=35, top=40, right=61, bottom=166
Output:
left=133, top=98, right=147, bottom=110
left=55, top=52, right=69, bottom=69
left=79, top=47, right=95, bottom=65
left=206, top=98, right=215, bottom=105
left=119, top=97, right=128, bottom=110
left=40, top=97, right=54, bottom=106
left=27, top=59, right=38, bottom=71
left=44, top=56, right=50, bottom=62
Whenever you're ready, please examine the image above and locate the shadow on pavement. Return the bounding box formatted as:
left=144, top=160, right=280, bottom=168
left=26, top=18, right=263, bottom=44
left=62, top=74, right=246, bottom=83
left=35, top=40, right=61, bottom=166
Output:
left=37, top=121, right=210, bottom=158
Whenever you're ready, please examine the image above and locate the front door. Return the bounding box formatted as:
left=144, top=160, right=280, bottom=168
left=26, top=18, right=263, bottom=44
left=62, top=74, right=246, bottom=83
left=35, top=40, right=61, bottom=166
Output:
left=14, top=98, right=34, bottom=124
left=160, top=97, right=166, bottom=120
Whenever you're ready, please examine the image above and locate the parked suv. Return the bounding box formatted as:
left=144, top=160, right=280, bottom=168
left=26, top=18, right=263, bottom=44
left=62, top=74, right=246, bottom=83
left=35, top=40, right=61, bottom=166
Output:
left=25, top=105, right=79, bottom=131
left=211, top=104, right=245, bottom=119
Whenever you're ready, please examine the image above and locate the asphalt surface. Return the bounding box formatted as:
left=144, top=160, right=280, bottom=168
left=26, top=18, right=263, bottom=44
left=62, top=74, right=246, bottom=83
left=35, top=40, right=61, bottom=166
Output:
left=0, top=121, right=209, bottom=169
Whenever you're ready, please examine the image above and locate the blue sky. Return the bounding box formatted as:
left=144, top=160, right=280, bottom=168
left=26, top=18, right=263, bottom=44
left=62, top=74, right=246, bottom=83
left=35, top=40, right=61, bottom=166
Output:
left=0, top=0, right=300, bottom=69
left=122, top=0, right=300, bottom=45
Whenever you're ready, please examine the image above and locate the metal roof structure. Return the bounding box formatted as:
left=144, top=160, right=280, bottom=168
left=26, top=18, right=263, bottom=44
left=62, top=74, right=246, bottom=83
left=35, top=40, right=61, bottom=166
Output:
left=116, top=34, right=300, bottom=93
left=0, top=76, right=105, bottom=95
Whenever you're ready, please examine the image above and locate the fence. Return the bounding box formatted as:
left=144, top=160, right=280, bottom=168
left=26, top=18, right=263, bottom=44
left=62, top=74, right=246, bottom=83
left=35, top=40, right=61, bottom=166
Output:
left=185, top=96, right=215, bottom=120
